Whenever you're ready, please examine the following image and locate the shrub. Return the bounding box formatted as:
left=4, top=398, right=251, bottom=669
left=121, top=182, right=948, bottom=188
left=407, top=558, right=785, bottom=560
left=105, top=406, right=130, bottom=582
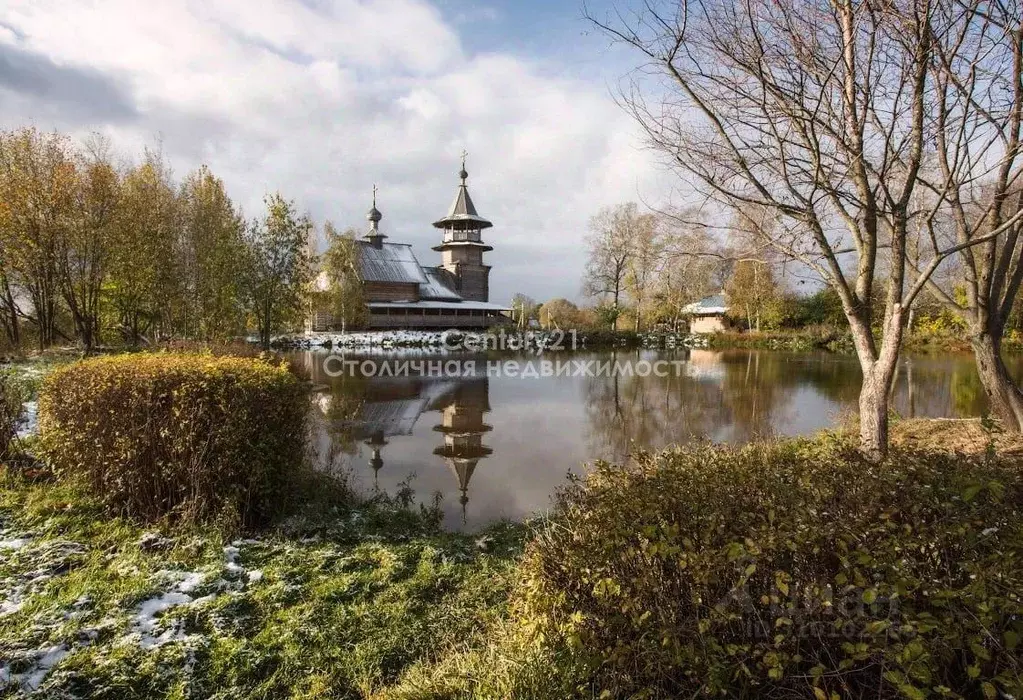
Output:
left=509, top=438, right=1023, bottom=699
left=0, top=369, right=28, bottom=461
left=39, top=353, right=307, bottom=527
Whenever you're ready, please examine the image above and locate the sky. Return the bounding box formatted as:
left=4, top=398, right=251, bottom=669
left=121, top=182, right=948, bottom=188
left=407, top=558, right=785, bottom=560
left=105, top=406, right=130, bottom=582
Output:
left=0, top=0, right=679, bottom=304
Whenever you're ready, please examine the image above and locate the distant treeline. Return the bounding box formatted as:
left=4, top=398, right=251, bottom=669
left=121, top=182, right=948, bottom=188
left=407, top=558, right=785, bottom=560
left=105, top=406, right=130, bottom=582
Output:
left=522, top=284, right=1023, bottom=350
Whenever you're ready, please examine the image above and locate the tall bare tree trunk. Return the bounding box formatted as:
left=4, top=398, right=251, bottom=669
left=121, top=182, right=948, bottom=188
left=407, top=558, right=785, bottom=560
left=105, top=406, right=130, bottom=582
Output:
left=972, top=330, right=1023, bottom=430
left=850, top=309, right=904, bottom=461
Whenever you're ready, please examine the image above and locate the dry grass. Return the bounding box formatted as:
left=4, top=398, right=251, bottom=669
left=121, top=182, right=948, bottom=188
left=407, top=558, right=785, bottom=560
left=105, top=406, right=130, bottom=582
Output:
left=892, top=417, right=1023, bottom=456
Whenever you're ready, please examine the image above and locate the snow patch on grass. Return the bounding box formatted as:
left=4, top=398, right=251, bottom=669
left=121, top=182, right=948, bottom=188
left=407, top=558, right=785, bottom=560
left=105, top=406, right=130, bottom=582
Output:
left=128, top=542, right=265, bottom=649
left=276, top=330, right=477, bottom=351
left=131, top=571, right=206, bottom=649
left=0, top=644, right=69, bottom=693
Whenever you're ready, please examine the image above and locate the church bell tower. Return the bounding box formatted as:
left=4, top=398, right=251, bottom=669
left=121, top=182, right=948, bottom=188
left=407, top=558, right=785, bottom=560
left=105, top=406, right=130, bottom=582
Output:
left=432, top=154, right=493, bottom=302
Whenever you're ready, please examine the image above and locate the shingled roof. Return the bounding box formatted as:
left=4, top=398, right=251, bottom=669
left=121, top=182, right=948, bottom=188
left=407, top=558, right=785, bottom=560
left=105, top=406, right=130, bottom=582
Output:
left=419, top=267, right=462, bottom=301
left=357, top=242, right=429, bottom=285
left=432, top=166, right=492, bottom=230
left=683, top=294, right=729, bottom=315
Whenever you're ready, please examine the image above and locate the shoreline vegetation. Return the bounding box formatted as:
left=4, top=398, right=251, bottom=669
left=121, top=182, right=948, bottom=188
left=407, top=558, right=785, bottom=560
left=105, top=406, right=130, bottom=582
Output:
left=267, top=326, right=1023, bottom=357
left=1, top=418, right=1020, bottom=698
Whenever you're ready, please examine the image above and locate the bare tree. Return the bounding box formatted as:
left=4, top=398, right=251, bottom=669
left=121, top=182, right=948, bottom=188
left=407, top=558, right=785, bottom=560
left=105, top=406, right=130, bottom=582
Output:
left=583, top=202, right=651, bottom=331
left=590, top=0, right=1023, bottom=459
left=905, top=1, right=1023, bottom=431
left=511, top=293, right=540, bottom=329
left=625, top=213, right=662, bottom=330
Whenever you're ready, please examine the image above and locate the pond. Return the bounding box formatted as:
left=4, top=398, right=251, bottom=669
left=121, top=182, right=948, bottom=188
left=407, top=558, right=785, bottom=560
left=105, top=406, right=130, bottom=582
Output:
left=292, top=348, right=1022, bottom=530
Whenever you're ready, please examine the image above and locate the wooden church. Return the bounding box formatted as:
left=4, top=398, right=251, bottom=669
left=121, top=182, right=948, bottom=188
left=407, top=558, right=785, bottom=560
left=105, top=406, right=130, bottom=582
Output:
left=310, top=159, right=511, bottom=331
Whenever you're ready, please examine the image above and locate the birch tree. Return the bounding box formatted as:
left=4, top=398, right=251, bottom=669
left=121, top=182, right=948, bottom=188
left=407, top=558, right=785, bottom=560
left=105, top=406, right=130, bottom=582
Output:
left=726, top=260, right=778, bottom=332
left=108, top=151, right=178, bottom=346
left=178, top=166, right=247, bottom=340
left=244, top=194, right=313, bottom=349
left=624, top=213, right=662, bottom=331
left=655, top=218, right=722, bottom=331
left=59, top=139, right=119, bottom=352
left=590, top=0, right=1023, bottom=459
left=0, top=259, right=18, bottom=348
left=0, top=128, right=75, bottom=349
left=321, top=222, right=366, bottom=334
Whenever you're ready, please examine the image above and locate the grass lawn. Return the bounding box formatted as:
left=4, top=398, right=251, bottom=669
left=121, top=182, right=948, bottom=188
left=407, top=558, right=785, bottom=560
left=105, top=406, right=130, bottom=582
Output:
left=0, top=470, right=525, bottom=699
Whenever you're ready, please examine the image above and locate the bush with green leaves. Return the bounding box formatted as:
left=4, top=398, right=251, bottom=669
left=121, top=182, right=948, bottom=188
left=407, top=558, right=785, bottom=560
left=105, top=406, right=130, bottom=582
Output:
left=507, top=438, right=1023, bottom=699
left=39, top=353, right=307, bottom=527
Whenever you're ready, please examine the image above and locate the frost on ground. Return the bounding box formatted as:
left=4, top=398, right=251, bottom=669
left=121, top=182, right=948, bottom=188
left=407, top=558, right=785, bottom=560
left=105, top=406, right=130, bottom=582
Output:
left=0, top=472, right=526, bottom=698
left=277, top=330, right=473, bottom=350
left=128, top=543, right=262, bottom=649
left=131, top=571, right=203, bottom=649
left=272, top=328, right=706, bottom=352
left=0, top=532, right=268, bottom=695
left=0, top=537, right=87, bottom=694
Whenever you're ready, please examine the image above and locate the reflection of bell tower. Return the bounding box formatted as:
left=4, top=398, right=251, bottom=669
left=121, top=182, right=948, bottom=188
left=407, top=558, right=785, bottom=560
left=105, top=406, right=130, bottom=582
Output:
left=433, top=378, right=493, bottom=523
left=364, top=430, right=387, bottom=489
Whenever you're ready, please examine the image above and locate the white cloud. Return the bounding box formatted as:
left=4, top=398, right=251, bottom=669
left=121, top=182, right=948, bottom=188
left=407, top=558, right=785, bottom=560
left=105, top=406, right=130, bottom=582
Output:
left=0, top=0, right=671, bottom=302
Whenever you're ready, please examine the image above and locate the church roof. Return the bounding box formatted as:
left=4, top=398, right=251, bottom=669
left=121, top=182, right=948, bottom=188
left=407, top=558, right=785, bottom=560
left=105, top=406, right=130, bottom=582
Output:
left=357, top=241, right=429, bottom=285
left=419, top=267, right=462, bottom=301
left=432, top=165, right=492, bottom=230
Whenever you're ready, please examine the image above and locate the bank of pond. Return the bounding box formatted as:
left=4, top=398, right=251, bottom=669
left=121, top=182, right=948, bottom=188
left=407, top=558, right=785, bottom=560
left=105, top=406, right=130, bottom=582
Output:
left=0, top=352, right=1021, bottom=698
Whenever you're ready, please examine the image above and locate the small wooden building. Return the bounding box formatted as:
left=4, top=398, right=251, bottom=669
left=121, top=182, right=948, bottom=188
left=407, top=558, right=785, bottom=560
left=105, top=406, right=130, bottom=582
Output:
left=683, top=294, right=730, bottom=334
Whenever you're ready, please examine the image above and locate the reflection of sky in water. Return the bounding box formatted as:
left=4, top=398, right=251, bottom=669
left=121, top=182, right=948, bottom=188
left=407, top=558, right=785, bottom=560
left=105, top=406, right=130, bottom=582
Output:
left=296, top=349, right=1021, bottom=532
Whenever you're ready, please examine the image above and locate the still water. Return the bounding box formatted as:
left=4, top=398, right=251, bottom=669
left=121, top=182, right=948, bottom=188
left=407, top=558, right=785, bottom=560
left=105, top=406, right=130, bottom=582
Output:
left=293, top=349, right=1021, bottom=531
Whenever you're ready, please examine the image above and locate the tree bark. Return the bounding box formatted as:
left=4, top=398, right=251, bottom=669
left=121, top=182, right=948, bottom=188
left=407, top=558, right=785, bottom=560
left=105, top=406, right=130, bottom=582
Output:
left=849, top=307, right=904, bottom=462
left=858, top=371, right=890, bottom=463
left=971, top=331, right=1023, bottom=430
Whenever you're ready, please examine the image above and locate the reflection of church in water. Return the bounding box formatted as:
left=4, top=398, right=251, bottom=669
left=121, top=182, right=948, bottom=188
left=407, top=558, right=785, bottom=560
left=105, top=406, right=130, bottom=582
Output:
left=335, top=376, right=492, bottom=522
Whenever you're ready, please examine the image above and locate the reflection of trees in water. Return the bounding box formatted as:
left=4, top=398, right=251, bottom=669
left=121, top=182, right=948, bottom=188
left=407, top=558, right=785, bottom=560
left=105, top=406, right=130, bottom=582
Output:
left=718, top=351, right=792, bottom=440
left=583, top=350, right=904, bottom=459
left=890, top=358, right=994, bottom=419
left=950, top=369, right=985, bottom=417
left=582, top=351, right=1011, bottom=460
left=294, top=348, right=1017, bottom=527
left=583, top=351, right=707, bottom=462
left=584, top=350, right=808, bottom=461
left=307, top=373, right=368, bottom=478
